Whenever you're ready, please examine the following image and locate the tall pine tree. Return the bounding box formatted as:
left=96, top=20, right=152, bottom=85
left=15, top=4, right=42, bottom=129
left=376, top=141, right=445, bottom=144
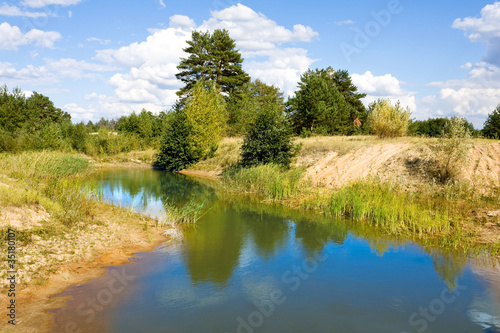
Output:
left=483, top=104, right=500, bottom=139
left=176, top=29, right=250, bottom=98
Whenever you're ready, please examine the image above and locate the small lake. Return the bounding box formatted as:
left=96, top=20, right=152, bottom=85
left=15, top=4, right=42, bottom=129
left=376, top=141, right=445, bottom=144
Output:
left=51, top=169, right=500, bottom=333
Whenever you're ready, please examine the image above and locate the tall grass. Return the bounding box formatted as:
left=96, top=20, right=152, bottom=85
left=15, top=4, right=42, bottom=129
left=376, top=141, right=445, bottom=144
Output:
left=299, top=181, right=453, bottom=236
left=0, top=151, right=98, bottom=228
left=222, top=164, right=306, bottom=200
left=161, top=199, right=207, bottom=224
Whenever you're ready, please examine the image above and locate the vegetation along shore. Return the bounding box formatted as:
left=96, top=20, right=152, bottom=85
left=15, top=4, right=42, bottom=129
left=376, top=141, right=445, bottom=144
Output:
left=0, top=26, right=500, bottom=332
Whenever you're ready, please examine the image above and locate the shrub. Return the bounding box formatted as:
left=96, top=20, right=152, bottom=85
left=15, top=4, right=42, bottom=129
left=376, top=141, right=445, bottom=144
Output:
left=240, top=105, right=299, bottom=168
left=184, top=81, right=227, bottom=158
left=155, top=109, right=198, bottom=171
left=430, top=117, right=472, bottom=182
left=483, top=104, right=500, bottom=139
left=368, top=99, right=411, bottom=138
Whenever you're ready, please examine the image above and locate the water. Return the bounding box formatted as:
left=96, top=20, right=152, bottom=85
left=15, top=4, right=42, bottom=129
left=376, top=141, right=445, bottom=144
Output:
left=51, top=169, right=500, bottom=333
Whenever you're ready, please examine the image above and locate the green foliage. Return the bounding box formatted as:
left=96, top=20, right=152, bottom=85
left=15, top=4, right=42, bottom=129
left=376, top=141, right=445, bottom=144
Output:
left=483, top=104, right=500, bottom=139
left=176, top=29, right=250, bottom=98
left=430, top=117, right=472, bottom=183
left=368, top=99, right=411, bottom=138
left=410, top=117, right=479, bottom=138
left=155, top=109, right=198, bottom=171
left=223, top=164, right=305, bottom=200
left=240, top=104, right=298, bottom=168
left=184, top=81, right=227, bottom=158
left=287, top=68, right=363, bottom=135
left=226, top=80, right=285, bottom=136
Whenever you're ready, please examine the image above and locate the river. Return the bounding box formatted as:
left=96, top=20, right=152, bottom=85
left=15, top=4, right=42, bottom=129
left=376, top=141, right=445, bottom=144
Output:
left=50, top=169, right=500, bottom=333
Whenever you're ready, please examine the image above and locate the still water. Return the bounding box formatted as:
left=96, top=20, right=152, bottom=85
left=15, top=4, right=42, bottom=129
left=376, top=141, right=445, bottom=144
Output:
left=51, top=169, right=500, bottom=333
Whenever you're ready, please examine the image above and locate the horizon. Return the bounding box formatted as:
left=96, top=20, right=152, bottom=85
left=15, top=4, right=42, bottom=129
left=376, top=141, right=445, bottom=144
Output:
left=1, top=0, right=499, bottom=129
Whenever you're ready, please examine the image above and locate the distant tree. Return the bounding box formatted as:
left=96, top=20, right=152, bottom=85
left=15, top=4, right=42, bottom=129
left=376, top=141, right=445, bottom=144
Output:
left=287, top=68, right=354, bottom=135
left=240, top=104, right=298, bottom=168
left=368, top=99, right=411, bottom=138
left=183, top=81, right=227, bottom=158
left=176, top=29, right=250, bottom=98
left=227, top=80, right=285, bottom=135
left=0, top=85, right=26, bottom=132
left=483, top=104, right=500, bottom=139
left=155, top=108, right=198, bottom=171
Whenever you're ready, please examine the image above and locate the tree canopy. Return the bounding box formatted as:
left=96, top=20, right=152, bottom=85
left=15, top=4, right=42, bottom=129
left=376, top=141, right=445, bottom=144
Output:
left=176, top=29, right=250, bottom=98
left=287, top=68, right=358, bottom=135
left=483, top=104, right=500, bottom=139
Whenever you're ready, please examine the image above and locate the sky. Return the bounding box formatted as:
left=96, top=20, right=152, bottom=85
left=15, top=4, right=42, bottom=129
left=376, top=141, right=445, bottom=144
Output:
left=1, top=0, right=500, bottom=128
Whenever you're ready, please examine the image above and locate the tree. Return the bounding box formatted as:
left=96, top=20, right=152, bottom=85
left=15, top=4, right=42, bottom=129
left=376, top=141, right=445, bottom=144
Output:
left=226, top=80, right=285, bottom=136
left=332, top=69, right=367, bottom=123
left=240, top=104, right=297, bottom=168
left=483, top=104, right=500, bottom=139
left=176, top=29, right=250, bottom=98
left=183, top=81, right=227, bottom=158
left=287, top=68, right=354, bottom=135
left=155, top=108, right=198, bottom=171
left=368, top=99, right=411, bottom=138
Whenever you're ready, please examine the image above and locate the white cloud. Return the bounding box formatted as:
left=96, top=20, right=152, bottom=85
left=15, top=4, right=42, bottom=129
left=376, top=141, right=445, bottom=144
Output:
left=87, top=37, right=111, bottom=45
left=420, top=62, right=500, bottom=123
left=351, top=71, right=416, bottom=111
left=50, top=4, right=318, bottom=121
left=0, top=22, right=61, bottom=50
left=0, top=58, right=116, bottom=86
left=333, top=20, right=355, bottom=26
left=169, top=15, right=196, bottom=30
left=0, top=3, right=53, bottom=17
left=452, top=2, right=500, bottom=66
left=158, top=0, right=165, bottom=8
left=22, top=0, right=83, bottom=8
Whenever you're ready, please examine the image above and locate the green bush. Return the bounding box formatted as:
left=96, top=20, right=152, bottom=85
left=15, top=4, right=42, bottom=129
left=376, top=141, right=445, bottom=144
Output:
left=240, top=105, right=299, bottom=168
left=368, top=99, right=411, bottom=138
left=483, top=104, right=500, bottom=139
left=430, top=117, right=472, bottom=183
left=155, top=110, right=199, bottom=171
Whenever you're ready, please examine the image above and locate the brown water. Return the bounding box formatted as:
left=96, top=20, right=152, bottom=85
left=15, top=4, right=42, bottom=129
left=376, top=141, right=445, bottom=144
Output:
left=51, top=169, right=500, bottom=333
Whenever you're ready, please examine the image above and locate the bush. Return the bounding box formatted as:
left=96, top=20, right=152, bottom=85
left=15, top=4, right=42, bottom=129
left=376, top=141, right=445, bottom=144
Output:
left=368, top=99, right=411, bottom=138
left=483, top=104, right=500, bottom=139
left=240, top=105, right=299, bottom=168
left=184, top=81, right=227, bottom=158
left=430, top=117, right=472, bottom=182
left=155, top=110, right=198, bottom=171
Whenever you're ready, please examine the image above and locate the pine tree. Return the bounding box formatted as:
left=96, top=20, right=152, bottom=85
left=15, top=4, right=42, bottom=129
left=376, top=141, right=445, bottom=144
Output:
left=155, top=109, right=198, bottom=171
left=483, top=104, right=500, bottom=139
left=176, top=29, right=250, bottom=98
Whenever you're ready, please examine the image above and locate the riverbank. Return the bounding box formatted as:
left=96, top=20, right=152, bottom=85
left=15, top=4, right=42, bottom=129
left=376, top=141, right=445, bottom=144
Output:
left=187, top=136, right=500, bottom=254
left=0, top=151, right=176, bottom=333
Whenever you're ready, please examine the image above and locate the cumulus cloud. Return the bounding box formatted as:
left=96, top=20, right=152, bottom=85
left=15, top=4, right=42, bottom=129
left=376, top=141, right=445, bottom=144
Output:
left=351, top=71, right=416, bottom=111
left=0, top=3, right=53, bottom=17
left=452, top=2, right=500, bottom=66
left=93, top=4, right=318, bottom=115
left=0, top=22, right=61, bottom=50
left=21, top=0, right=83, bottom=8
left=420, top=62, right=500, bottom=123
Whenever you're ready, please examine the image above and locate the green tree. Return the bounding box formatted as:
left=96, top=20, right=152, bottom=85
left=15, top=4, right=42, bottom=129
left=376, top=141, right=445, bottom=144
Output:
left=368, top=99, right=411, bottom=138
left=176, top=29, right=250, bottom=98
left=155, top=108, right=198, bottom=171
left=287, top=68, right=353, bottom=135
left=240, top=104, right=297, bottom=168
left=332, top=69, right=367, bottom=124
left=483, top=104, right=500, bottom=139
left=184, top=81, right=227, bottom=158
left=226, top=80, right=285, bottom=135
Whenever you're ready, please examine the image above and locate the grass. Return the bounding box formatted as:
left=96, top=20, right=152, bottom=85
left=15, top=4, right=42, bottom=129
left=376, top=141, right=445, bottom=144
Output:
left=160, top=199, right=208, bottom=225
left=222, top=164, right=306, bottom=200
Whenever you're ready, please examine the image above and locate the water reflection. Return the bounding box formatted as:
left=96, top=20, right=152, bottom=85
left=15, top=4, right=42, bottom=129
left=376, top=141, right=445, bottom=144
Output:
left=61, top=169, right=500, bottom=333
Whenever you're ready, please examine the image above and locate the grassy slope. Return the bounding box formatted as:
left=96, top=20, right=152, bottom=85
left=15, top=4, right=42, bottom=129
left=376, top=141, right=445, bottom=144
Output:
left=187, top=136, right=500, bottom=254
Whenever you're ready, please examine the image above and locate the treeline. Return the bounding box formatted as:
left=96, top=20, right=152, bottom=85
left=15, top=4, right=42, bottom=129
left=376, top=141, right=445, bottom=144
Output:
left=0, top=85, right=166, bottom=155
left=2, top=28, right=500, bottom=162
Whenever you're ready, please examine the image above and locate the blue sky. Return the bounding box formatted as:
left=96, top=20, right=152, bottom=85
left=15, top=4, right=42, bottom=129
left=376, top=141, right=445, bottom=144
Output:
left=1, top=0, right=499, bottom=128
